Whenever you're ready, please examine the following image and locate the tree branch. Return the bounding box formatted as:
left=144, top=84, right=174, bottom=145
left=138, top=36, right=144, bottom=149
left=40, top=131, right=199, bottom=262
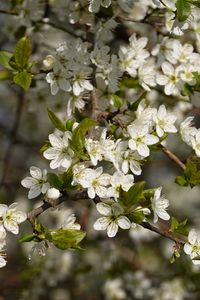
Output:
left=141, top=221, right=185, bottom=247
left=161, top=146, right=186, bottom=170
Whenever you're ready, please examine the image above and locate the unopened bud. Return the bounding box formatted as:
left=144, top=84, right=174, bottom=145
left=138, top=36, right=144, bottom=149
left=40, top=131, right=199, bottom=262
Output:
left=46, top=188, right=60, bottom=200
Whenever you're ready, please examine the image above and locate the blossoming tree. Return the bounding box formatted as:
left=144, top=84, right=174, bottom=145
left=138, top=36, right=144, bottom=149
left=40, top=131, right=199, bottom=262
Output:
left=1, top=0, right=200, bottom=298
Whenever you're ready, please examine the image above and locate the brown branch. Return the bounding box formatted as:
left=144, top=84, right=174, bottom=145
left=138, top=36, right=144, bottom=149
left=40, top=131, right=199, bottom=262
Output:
left=161, top=146, right=186, bottom=170
left=27, top=189, right=185, bottom=248
left=0, top=9, right=17, bottom=15
left=27, top=190, right=89, bottom=228
left=141, top=221, right=185, bottom=248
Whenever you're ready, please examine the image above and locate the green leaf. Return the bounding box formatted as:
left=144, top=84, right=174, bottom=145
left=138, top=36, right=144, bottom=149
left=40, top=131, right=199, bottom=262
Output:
left=170, top=217, right=188, bottom=236
left=47, top=108, right=66, bottom=132
left=0, top=70, right=13, bottom=80
left=66, top=118, right=76, bottom=131
left=176, top=0, right=191, bottom=22
left=19, top=233, right=36, bottom=243
left=51, top=229, right=86, bottom=250
left=119, top=181, right=145, bottom=208
left=14, top=36, right=32, bottom=69
left=129, top=210, right=145, bottom=224
left=13, top=71, right=32, bottom=89
left=40, top=141, right=51, bottom=153
left=70, top=118, right=96, bottom=156
left=47, top=173, right=63, bottom=190
left=0, top=51, right=13, bottom=70
left=175, top=157, right=200, bottom=188
left=175, top=175, right=187, bottom=186
left=61, top=168, right=74, bottom=190
left=110, top=94, right=123, bottom=108
left=128, top=92, right=147, bottom=112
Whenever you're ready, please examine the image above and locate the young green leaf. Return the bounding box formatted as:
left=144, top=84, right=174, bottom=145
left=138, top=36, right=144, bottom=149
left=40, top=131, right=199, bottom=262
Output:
left=176, top=0, right=191, bottom=22
left=14, top=36, right=32, bottom=69
left=47, top=108, right=66, bottom=132
left=13, top=71, right=32, bottom=90
left=51, top=229, right=86, bottom=250
left=119, top=181, right=145, bottom=209
left=0, top=51, right=13, bottom=70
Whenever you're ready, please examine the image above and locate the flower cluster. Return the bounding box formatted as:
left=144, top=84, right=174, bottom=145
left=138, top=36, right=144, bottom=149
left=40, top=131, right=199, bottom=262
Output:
left=0, top=203, right=27, bottom=268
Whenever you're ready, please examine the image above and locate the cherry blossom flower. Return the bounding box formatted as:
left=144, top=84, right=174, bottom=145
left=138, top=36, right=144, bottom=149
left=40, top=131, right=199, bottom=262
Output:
left=108, top=171, right=134, bottom=200
left=62, top=214, right=81, bottom=230
left=93, top=202, right=132, bottom=238
left=77, top=167, right=111, bottom=199
left=184, top=229, right=200, bottom=265
left=21, top=166, right=50, bottom=199
left=191, top=130, right=200, bottom=157
left=0, top=203, right=27, bottom=235
left=157, top=61, right=183, bottom=95
left=154, top=105, right=177, bottom=137
left=151, top=187, right=170, bottom=223
left=127, top=124, right=159, bottom=157
left=180, top=117, right=197, bottom=147
left=43, top=132, right=74, bottom=170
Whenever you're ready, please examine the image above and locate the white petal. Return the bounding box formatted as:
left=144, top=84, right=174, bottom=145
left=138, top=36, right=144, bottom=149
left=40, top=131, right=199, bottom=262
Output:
left=4, top=220, right=19, bottom=234
left=184, top=243, right=192, bottom=255
left=117, top=216, right=131, bottom=229
left=188, top=229, right=197, bottom=245
left=49, top=133, right=63, bottom=148
left=0, top=205, right=8, bottom=218
left=93, top=217, right=109, bottom=230
left=96, top=202, right=111, bottom=216
left=12, top=211, right=27, bottom=223
left=28, top=186, right=41, bottom=199
left=137, top=143, right=149, bottom=157
left=30, top=166, right=42, bottom=179
left=43, top=148, right=61, bottom=160
left=0, top=256, right=7, bottom=268
left=21, top=177, right=37, bottom=188
left=107, top=222, right=118, bottom=238
left=157, top=210, right=170, bottom=221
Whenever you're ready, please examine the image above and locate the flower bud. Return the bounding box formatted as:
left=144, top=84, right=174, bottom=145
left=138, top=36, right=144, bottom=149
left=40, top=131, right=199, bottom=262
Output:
left=46, top=188, right=60, bottom=200
left=42, top=55, right=55, bottom=70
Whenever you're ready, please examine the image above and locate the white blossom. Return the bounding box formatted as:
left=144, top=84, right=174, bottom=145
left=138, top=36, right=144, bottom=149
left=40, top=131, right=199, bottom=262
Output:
left=127, top=124, right=159, bottom=157
left=0, top=203, right=27, bottom=235
left=156, top=62, right=183, bottom=95
left=62, top=214, right=81, bottom=230
left=180, top=116, right=197, bottom=147
left=94, top=202, right=132, bottom=238
left=21, top=166, right=50, bottom=199
left=43, top=132, right=74, bottom=170
left=151, top=187, right=170, bottom=223
left=108, top=171, right=134, bottom=200
left=184, top=229, right=200, bottom=265
left=191, top=130, right=200, bottom=157
left=154, top=105, right=177, bottom=137
left=77, top=167, right=111, bottom=199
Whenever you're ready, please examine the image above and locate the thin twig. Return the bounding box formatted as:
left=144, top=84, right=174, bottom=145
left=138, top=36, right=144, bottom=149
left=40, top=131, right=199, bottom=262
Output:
left=0, top=9, right=17, bottom=15
left=27, top=191, right=185, bottom=247
left=141, top=221, right=185, bottom=247
left=161, top=146, right=186, bottom=170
